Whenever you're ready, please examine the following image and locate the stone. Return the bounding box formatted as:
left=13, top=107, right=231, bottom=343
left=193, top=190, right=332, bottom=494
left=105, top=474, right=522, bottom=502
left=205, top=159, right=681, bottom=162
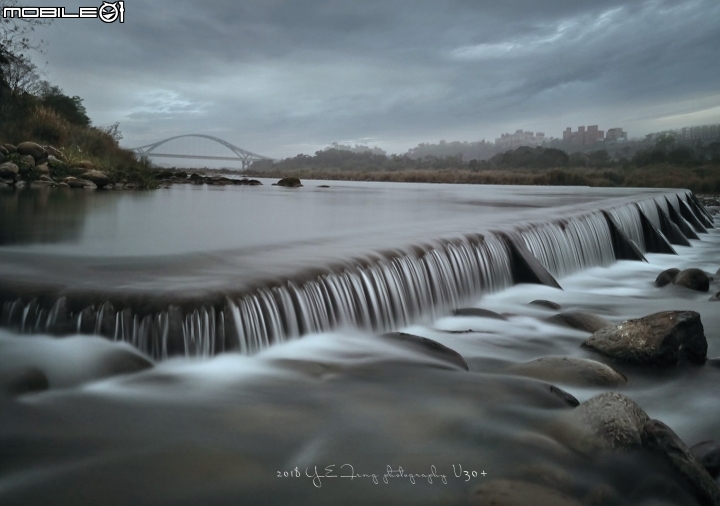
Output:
left=582, top=311, right=707, bottom=366
left=0, top=145, right=8, bottom=155
left=655, top=268, right=680, bottom=287
left=175, top=171, right=188, bottom=178
left=547, top=312, right=613, bottom=333
left=57, top=182, right=70, bottom=188
left=4, top=143, right=17, bottom=153
left=642, top=420, right=720, bottom=506
left=75, top=160, right=95, bottom=170
left=318, top=185, right=330, bottom=188
left=0, top=162, right=19, bottom=178
left=673, top=268, right=711, bottom=292
left=506, top=356, right=627, bottom=387
left=557, top=392, right=649, bottom=454
left=39, top=175, right=54, bottom=182
left=34, top=163, right=50, bottom=176
left=274, top=176, right=302, bottom=187
left=19, top=154, right=35, bottom=171
left=43, top=145, right=66, bottom=161
left=1, top=366, right=49, bottom=396
left=65, top=177, right=97, bottom=189
left=530, top=300, right=562, bottom=310
left=16, top=141, right=47, bottom=161
left=471, top=480, right=583, bottom=506
left=690, top=441, right=720, bottom=479
left=81, top=169, right=111, bottom=187
left=382, top=332, right=469, bottom=371
left=454, top=307, right=507, bottom=320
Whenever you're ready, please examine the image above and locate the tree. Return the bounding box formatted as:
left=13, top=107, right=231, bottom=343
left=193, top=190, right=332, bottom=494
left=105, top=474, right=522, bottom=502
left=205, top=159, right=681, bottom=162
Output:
left=37, top=82, right=91, bottom=126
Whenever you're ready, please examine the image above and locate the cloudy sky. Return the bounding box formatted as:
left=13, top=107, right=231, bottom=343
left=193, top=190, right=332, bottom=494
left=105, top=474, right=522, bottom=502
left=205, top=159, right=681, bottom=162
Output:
left=21, top=0, right=720, bottom=159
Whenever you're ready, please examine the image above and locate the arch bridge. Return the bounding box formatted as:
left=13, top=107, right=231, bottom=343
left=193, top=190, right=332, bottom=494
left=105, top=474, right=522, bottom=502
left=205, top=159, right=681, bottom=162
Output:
left=130, top=134, right=272, bottom=169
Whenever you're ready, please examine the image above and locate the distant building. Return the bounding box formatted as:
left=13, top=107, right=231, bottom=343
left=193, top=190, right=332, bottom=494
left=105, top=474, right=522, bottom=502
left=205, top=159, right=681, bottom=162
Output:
left=681, top=124, right=719, bottom=141
left=605, top=128, right=628, bottom=142
left=562, top=125, right=606, bottom=146
left=495, top=129, right=546, bottom=149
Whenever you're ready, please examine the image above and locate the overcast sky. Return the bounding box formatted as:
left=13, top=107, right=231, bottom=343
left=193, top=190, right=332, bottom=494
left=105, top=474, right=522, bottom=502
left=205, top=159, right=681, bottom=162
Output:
left=21, top=0, right=720, bottom=159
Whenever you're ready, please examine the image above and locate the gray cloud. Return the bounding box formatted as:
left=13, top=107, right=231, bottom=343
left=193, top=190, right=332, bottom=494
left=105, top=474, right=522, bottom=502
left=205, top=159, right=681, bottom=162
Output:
left=24, top=0, right=720, bottom=159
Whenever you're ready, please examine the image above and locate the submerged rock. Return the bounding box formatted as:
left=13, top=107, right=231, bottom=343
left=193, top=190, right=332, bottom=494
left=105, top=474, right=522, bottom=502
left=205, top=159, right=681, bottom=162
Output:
left=454, top=308, right=507, bottom=320
left=505, top=357, right=626, bottom=387
left=582, top=311, right=707, bottom=366
left=673, top=268, right=711, bottom=292
left=655, top=268, right=680, bottom=287
left=382, top=332, right=468, bottom=371
left=471, top=479, right=583, bottom=506
left=529, top=300, right=561, bottom=310
left=1, top=366, right=49, bottom=396
left=274, top=177, right=302, bottom=187
left=547, top=312, right=613, bottom=333
left=642, top=420, right=720, bottom=506
left=690, top=440, right=720, bottom=479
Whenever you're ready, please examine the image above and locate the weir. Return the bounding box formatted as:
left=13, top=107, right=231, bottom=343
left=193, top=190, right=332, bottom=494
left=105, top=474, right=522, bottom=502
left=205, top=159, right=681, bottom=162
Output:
left=0, top=189, right=713, bottom=359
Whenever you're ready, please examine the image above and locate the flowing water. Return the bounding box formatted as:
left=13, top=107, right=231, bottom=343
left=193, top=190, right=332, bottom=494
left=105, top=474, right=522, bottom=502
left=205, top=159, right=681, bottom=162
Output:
left=0, top=180, right=718, bottom=505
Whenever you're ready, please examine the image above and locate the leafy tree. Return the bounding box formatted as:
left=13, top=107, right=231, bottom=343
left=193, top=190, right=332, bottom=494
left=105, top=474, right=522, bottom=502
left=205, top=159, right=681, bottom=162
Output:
left=36, top=82, right=91, bottom=126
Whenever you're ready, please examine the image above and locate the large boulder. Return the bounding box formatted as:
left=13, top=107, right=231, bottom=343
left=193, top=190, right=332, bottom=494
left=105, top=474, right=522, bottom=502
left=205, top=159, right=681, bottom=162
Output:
left=81, top=169, right=111, bottom=187
left=0, top=162, right=19, bottom=178
left=582, top=311, right=707, bottom=366
left=505, top=356, right=626, bottom=387
left=673, top=268, right=711, bottom=292
left=642, top=420, right=720, bottom=506
left=274, top=176, right=302, bottom=187
left=547, top=312, right=613, bottom=333
left=16, top=141, right=47, bottom=161
left=655, top=268, right=680, bottom=287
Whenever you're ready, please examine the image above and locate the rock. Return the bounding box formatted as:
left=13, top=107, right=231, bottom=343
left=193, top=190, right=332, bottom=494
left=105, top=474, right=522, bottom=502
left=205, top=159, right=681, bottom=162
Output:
left=57, top=182, right=70, bottom=188
left=582, top=311, right=707, bottom=366
left=506, top=357, right=626, bottom=387
left=19, top=154, right=35, bottom=171
left=673, top=268, right=711, bottom=292
left=75, top=160, right=95, bottom=170
left=4, top=143, right=17, bottom=153
left=557, top=392, right=650, bottom=453
left=0, top=145, right=8, bottom=155
left=642, top=420, right=720, bottom=506
left=0, top=162, right=19, bottom=178
left=530, top=300, right=562, bottom=310
left=16, top=141, right=47, bottom=161
left=39, top=175, right=54, bottom=182
left=65, top=177, right=97, bottom=189
left=1, top=366, right=49, bottom=396
left=43, top=145, right=66, bottom=161
left=382, top=332, right=469, bottom=371
left=454, top=308, right=507, bottom=320
left=274, top=176, right=302, bottom=187
left=690, top=441, right=720, bottom=479
left=710, top=292, right=720, bottom=302
left=547, top=312, right=613, bottom=333
left=175, top=171, right=188, bottom=178
left=549, top=385, right=579, bottom=407
left=34, top=163, right=50, bottom=176
left=80, top=169, right=111, bottom=187
left=318, top=185, right=330, bottom=188
left=655, top=268, right=680, bottom=287
left=471, top=480, right=583, bottom=506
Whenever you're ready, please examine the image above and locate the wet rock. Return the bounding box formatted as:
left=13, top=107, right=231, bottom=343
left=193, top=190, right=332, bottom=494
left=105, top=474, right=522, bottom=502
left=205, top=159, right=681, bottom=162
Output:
left=16, top=141, right=47, bottom=161
left=65, top=177, right=97, bottom=189
left=690, top=441, right=720, bottom=479
left=43, top=145, right=65, bottom=161
left=655, top=268, right=680, bottom=287
left=0, top=162, right=19, bottom=178
left=471, top=479, right=583, bottom=506
left=1, top=366, right=49, bottom=396
left=506, top=357, right=626, bottom=387
left=549, top=385, right=579, bottom=407
left=382, top=332, right=468, bottom=371
left=274, top=177, right=302, bottom=187
left=673, top=268, right=711, bottom=292
left=530, top=300, right=561, bottom=310
left=642, top=420, right=720, bottom=506
left=454, top=308, right=507, bottom=320
left=547, top=312, right=613, bottom=333
left=556, top=392, right=649, bottom=453
left=81, top=169, right=111, bottom=187
left=583, top=310, right=707, bottom=366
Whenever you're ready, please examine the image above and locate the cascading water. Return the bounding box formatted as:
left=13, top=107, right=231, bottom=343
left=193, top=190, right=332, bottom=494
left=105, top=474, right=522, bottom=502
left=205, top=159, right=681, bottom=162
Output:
left=0, top=190, right=710, bottom=359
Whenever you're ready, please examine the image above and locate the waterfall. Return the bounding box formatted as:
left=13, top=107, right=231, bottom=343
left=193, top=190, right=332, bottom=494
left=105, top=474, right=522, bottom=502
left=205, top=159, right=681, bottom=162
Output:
left=0, top=190, right=711, bottom=359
